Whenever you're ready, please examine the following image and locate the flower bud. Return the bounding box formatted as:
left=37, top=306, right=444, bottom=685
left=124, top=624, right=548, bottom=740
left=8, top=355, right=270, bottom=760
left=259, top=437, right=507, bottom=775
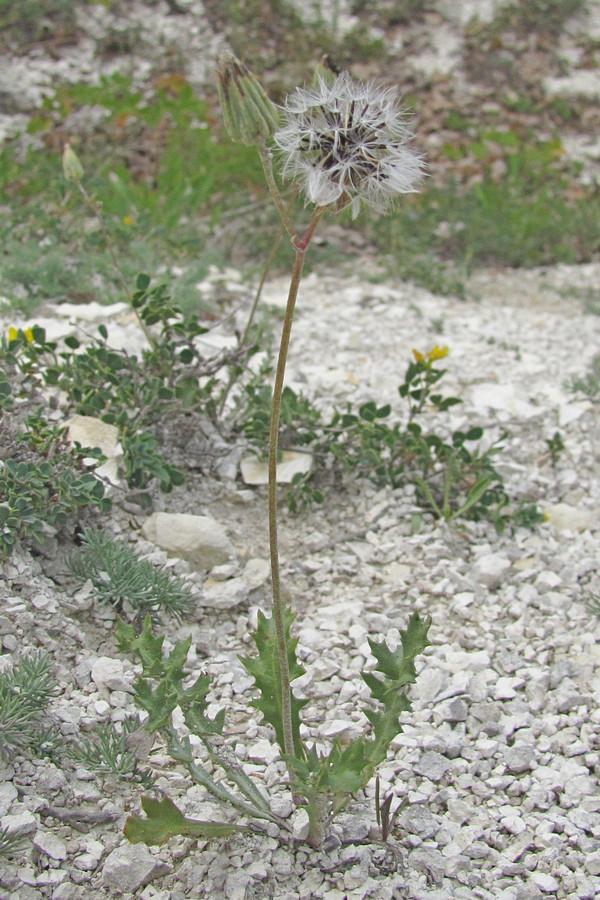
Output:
left=62, top=143, right=84, bottom=182
left=216, top=52, right=279, bottom=146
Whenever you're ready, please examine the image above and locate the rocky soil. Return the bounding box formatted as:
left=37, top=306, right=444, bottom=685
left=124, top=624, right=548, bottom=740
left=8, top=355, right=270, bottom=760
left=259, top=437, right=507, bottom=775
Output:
left=1, top=2, right=600, bottom=900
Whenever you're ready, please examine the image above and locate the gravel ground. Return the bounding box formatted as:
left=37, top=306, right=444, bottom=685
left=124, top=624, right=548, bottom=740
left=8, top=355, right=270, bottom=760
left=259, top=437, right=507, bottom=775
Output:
left=2, top=261, right=600, bottom=900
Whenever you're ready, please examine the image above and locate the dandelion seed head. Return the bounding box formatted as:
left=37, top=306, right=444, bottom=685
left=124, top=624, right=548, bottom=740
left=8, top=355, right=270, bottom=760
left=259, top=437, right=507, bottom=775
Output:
left=274, top=72, right=425, bottom=218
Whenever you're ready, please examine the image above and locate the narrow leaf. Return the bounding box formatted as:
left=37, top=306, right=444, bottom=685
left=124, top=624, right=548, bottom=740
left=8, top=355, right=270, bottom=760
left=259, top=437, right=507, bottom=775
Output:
left=455, top=475, right=494, bottom=518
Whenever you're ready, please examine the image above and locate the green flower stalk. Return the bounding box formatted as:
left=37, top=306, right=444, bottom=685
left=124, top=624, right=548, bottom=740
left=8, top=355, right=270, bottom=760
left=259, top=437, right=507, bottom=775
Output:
left=61, top=142, right=153, bottom=346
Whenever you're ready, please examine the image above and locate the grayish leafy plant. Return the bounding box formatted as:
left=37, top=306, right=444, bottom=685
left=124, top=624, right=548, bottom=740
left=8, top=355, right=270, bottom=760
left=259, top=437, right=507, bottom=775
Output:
left=69, top=527, right=196, bottom=623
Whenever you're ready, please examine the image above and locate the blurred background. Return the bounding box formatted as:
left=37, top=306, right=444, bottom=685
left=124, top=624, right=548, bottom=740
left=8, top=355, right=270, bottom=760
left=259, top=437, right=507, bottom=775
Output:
left=1, top=0, right=599, bottom=317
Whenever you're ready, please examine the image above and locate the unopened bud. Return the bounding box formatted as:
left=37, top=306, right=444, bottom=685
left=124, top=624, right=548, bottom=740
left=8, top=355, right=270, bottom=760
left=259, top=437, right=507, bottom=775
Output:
left=62, top=143, right=84, bottom=182
left=216, top=52, right=279, bottom=146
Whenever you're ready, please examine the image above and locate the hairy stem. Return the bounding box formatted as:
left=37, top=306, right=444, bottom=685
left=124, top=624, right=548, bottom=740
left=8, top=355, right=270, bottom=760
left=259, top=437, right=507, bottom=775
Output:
left=268, top=208, right=324, bottom=766
left=306, top=792, right=328, bottom=848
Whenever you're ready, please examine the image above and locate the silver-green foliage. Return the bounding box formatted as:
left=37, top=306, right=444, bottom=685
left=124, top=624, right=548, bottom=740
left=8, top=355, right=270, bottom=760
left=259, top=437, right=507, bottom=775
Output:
left=69, top=527, right=195, bottom=623
left=0, top=651, right=57, bottom=762
left=570, top=352, right=600, bottom=400
left=68, top=715, right=155, bottom=790
left=0, top=824, right=27, bottom=860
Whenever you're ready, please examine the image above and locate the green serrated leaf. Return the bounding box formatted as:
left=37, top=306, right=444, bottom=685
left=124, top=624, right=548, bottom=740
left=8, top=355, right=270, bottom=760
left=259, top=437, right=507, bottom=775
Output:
left=240, top=607, right=307, bottom=759
left=181, top=675, right=224, bottom=737
left=128, top=616, right=167, bottom=677
left=325, top=737, right=372, bottom=794
left=134, top=678, right=179, bottom=731
left=399, top=611, right=432, bottom=663
left=361, top=612, right=431, bottom=766
left=163, top=635, right=192, bottom=684
left=114, top=618, right=136, bottom=652
left=367, top=640, right=404, bottom=683
left=124, top=795, right=247, bottom=846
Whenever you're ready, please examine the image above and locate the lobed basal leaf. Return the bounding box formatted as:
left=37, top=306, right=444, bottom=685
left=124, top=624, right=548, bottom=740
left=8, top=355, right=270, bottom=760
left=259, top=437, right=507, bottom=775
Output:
left=124, top=795, right=249, bottom=846
left=240, top=606, right=307, bottom=760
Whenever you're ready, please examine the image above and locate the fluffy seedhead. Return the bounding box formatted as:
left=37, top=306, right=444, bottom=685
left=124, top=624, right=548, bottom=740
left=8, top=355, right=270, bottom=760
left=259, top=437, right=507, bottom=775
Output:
left=274, top=72, right=425, bottom=217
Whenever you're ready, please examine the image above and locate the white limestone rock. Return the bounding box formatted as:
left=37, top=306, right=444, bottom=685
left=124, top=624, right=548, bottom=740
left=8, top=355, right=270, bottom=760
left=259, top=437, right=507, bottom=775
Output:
left=0, top=782, right=17, bottom=816
left=33, top=831, right=67, bottom=861
left=1, top=809, right=37, bottom=836
left=240, top=450, right=313, bottom=485
left=66, top=414, right=122, bottom=484
left=291, top=807, right=310, bottom=842
left=101, top=843, right=169, bottom=893
left=66, top=414, right=121, bottom=457
left=91, top=656, right=132, bottom=693
left=470, top=553, right=512, bottom=590
left=142, top=512, right=234, bottom=569
left=543, top=503, right=595, bottom=533
left=246, top=739, right=280, bottom=766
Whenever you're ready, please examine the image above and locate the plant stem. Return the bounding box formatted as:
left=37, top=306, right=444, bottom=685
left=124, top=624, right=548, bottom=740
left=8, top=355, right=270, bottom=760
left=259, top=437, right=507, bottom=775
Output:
left=306, top=792, right=327, bottom=848
left=258, top=146, right=297, bottom=244
left=75, top=182, right=155, bottom=347
left=217, top=205, right=288, bottom=415
left=268, top=208, right=324, bottom=766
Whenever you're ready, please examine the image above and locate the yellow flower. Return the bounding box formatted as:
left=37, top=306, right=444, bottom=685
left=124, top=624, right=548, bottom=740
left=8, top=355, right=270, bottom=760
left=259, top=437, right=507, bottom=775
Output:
left=7, top=326, right=33, bottom=343
left=412, top=348, right=424, bottom=362
left=428, top=345, right=448, bottom=361
left=123, top=216, right=133, bottom=226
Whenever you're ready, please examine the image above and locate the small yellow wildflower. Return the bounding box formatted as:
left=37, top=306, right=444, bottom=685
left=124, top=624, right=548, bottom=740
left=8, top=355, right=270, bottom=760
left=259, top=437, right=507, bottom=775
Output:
left=7, top=326, right=33, bottom=343
left=123, top=216, right=133, bottom=226
left=412, top=349, right=424, bottom=362
left=428, top=345, right=448, bottom=361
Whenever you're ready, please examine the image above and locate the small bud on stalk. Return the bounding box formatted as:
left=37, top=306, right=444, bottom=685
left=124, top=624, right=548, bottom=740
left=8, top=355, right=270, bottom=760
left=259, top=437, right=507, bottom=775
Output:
left=62, top=143, right=84, bottom=183
left=216, top=51, right=279, bottom=146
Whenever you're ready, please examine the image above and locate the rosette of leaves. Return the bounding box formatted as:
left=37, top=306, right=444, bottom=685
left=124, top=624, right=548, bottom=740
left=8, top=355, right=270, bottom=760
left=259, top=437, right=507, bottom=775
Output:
left=116, top=610, right=430, bottom=848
